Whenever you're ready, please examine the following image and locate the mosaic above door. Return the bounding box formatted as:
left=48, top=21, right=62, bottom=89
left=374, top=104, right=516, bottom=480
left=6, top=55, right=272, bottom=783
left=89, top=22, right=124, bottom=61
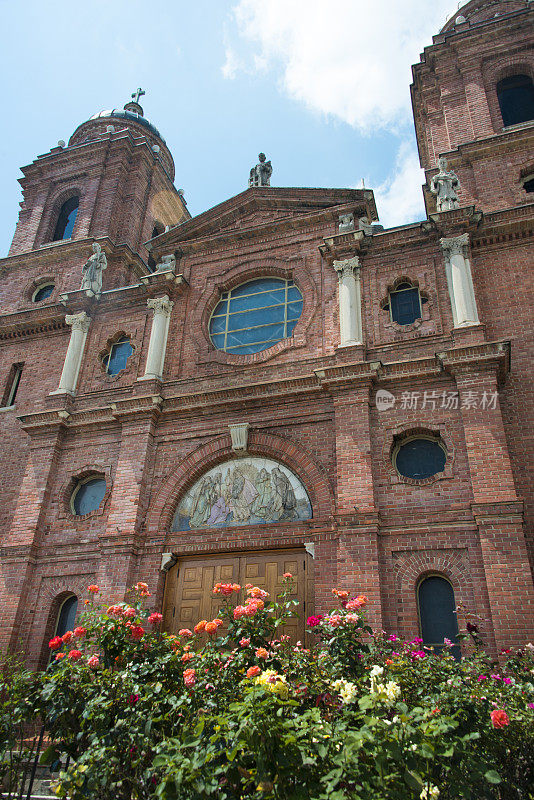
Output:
left=171, top=457, right=312, bottom=531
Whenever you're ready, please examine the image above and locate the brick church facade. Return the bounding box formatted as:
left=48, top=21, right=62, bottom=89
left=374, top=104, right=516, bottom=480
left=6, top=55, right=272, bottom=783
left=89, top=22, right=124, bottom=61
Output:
left=1, top=0, right=533, bottom=667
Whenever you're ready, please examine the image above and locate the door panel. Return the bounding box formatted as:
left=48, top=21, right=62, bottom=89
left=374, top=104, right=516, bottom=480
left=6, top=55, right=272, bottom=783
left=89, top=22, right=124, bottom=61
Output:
left=164, top=549, right=311, bottom=642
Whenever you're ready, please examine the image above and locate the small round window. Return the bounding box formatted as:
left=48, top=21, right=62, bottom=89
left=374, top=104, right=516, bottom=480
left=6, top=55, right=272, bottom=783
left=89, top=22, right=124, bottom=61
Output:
left=394, top=437, right=446, bottom=480
left=209, top=277, right=303, bottom=355
left=71, top=477, right=106, bottom=516
left=33, top=283, right=55, bottom=302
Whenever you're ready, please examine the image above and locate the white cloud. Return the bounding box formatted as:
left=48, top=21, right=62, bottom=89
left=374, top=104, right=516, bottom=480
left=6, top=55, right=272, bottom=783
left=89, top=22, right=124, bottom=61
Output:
left=372, top=141, right=426, bottom=228
left=222, top=46, right=243, bottom=80
left=226, top=0, right=457, bottom=132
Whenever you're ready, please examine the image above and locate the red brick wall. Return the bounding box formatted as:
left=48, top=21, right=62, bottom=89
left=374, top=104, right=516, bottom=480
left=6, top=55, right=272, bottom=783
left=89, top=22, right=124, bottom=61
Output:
left=1, top=0, right=533, bottom=666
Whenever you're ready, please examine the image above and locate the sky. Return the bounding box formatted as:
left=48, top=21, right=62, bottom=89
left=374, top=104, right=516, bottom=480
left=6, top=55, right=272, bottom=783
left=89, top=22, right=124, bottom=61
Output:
left=0, top=0, right=459, bottom=256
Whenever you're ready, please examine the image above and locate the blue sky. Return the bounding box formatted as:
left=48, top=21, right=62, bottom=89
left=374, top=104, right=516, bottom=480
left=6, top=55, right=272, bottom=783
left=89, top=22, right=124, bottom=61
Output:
left=0, top=0, right=458, bottom=256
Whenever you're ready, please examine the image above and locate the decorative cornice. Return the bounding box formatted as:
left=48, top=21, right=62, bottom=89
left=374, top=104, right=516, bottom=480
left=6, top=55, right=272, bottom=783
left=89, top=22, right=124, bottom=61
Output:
left=436, top=340, right=510, bottom=383
left=314, top=361, right=381, bottom=391
left=0, top=308, right=67, bottom=340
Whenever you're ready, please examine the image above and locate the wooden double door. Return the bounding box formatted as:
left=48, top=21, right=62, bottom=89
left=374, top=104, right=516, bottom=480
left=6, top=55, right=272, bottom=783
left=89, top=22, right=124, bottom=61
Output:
left=163, top=548, right=312, bottom=643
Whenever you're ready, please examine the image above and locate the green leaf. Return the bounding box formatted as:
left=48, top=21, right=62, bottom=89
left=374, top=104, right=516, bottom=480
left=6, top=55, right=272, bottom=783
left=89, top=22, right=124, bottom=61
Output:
left=404, top=769, right=423, bottom=791
left=39, top=744, right=60, bottom=766
left=484, top=770, right=501, bottom=785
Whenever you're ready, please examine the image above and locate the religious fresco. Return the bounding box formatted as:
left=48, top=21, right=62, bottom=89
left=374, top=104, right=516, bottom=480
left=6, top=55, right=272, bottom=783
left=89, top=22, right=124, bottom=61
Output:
left=171, top=457, right=312, bottom=531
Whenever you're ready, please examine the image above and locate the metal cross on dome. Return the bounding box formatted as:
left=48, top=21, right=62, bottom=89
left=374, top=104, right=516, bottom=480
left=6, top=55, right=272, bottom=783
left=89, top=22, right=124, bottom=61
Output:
left=131, top=88, right=146, bottom=104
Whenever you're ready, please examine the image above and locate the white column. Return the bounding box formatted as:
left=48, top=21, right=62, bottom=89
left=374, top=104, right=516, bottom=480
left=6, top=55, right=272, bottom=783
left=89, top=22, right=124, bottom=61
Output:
left=440, top=234, right=480, bottom=328
left=50, top=312, right=91, bottom=395
left=141, top=295, right=174, bottom=379
left=333, top=256, right=363, bottom=346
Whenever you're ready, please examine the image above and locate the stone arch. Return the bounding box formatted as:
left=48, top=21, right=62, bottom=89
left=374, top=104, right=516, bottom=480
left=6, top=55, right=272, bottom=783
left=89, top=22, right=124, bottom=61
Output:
left=145, top=429, right=334, bottom=535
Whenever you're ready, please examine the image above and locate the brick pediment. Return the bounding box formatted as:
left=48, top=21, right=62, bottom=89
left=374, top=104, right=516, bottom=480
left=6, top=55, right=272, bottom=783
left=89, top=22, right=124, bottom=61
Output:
left=148, top=187, right=377, bottom=253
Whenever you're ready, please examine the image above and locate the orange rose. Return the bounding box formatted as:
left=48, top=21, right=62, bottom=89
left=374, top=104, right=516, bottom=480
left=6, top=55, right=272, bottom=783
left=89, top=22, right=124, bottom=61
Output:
left=247, top=665, right=261, bottom=678
left=490, top=709, right=510, bottom=728
left=87, top=585, right=99, bottom=594
left=194, top=620, right=207, bottom=633
left=255, top=647, right=269, bottom=659
left=205, top=621, right=218, bottom=635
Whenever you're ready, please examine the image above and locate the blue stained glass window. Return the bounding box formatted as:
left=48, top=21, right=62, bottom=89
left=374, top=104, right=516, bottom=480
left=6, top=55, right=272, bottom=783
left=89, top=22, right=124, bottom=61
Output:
left=33, top=284, right=54, bottom=302
left=72, top=477, right=106, bottom=515
left=418, top=576, right=460, bottom=659
left=56, top=596, right=78, bottom=637
left=395, top=437, right=446, bottom=480
left=103, top=337, right=133, bottom=375
left=209, top=278, right=303, bottom=354
left=52, top=197, right=79, bottom=241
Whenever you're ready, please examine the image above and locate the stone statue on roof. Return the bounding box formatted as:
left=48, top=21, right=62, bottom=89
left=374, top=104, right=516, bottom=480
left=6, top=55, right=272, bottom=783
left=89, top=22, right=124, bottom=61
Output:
left=430, top=156, right=460, bottom=212
left=249, top=153, right=272, bottom=187
left=81, top=242, right=107, bottom=297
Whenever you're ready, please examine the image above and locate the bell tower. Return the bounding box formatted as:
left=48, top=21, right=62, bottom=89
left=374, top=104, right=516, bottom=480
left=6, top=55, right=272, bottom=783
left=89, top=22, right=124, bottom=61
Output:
left=411, top=0, right=534, bottom=214
left=8, top=93, right=189, bottom=262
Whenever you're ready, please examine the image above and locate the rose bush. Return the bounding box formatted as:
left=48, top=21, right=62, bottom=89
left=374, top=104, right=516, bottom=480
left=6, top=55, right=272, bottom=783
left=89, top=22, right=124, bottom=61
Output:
left=2, top=578, right=533, bottom=800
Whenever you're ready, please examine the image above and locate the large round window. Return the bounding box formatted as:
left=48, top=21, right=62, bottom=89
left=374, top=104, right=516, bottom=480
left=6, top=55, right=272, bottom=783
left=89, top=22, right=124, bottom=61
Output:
left=394, top=437, right=446, bottom=480
left=209, top=278, right=303, bottom=355
left=71, top=477, right=106, bottom=515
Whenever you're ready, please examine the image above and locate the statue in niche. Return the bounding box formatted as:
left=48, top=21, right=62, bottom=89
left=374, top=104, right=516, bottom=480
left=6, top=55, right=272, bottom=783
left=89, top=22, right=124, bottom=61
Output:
left=81, top=242, right=107, bottom=297
left=430, top=157, right=460, bottom=212
left=248, top=153, right=272, bottom=187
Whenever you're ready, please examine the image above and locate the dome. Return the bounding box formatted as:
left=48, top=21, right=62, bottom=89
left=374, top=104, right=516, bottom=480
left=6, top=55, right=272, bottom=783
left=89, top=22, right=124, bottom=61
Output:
left=440, top=0, right=528, bottom=32
left=88, top=108, right=166, bottom=145
left=68, top=96, right=175, bottom=180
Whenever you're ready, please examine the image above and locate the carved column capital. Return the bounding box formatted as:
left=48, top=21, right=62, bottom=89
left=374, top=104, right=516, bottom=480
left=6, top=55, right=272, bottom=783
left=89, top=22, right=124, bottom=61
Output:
left=333, top=256, right=360, bottom=279
left=147, top=295, right=174, bottom=316
left=440, top=233, right=470, bottom=255
left=65, top=311, right=90, bottom=333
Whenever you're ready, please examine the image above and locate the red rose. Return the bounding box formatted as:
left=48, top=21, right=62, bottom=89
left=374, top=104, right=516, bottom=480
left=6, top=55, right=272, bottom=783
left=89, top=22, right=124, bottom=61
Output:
left=73, top=626, right=86, bottom=638
left=87, top=585, right=99, bottom=594
left=129, top=625, right=145, bottom=641
left=490, top=709, right=510, bottom=729
left=67, top=649, right=82, bottom=661
left=49, top=636, right=63, bottom=650
left=148, top=612, right=163, bottom=626
left=61, top=631, right=73, bottom=643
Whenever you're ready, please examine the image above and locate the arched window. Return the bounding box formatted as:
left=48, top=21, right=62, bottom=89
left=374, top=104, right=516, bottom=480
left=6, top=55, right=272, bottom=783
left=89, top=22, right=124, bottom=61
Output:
left=55, top=595, right=78, bottom=637
left=209, top=278, right=303, bottom=354
left=418, top=576, right=460, bottom=659
left=497, top=74, right=534, bottom=127
left=52, top=196, right=79, bottom=241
